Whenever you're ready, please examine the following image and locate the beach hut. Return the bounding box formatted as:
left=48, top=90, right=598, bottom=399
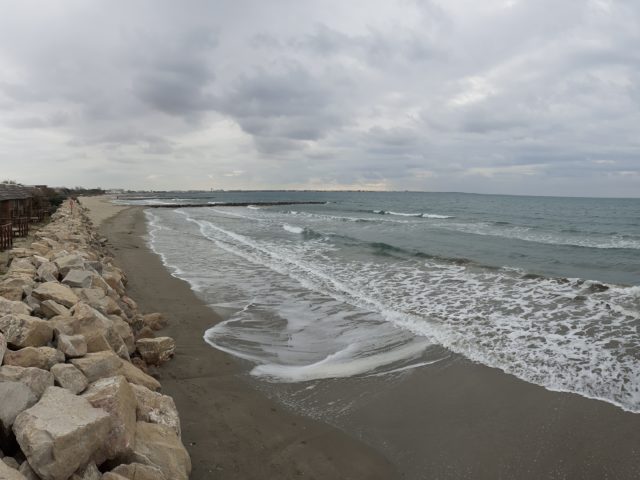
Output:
left=0, top=184, right=34, bottom=244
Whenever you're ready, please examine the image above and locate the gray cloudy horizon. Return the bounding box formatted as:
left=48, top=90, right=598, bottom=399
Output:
left=1, top=0, right=639, bottom=197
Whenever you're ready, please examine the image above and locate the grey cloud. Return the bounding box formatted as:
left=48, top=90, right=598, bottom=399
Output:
left=290, top=23, right=442, bottom=67
left=130, top=28, right=218, bottom=118
left=216, top=66, right=352, bottom=152
left=0, top=0, right=638, bottom=196
left=6, top=111, right=71, bottom=129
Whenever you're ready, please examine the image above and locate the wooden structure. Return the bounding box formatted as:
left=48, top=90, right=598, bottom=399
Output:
left=0, top=222, right=11, bottom=250
left=0, top=184, right=51, bottom=249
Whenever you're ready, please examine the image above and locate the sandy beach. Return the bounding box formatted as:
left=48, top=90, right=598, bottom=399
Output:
left=83, top=196, right=640, bottom=480
left=82, top=197, right=396, bottom=480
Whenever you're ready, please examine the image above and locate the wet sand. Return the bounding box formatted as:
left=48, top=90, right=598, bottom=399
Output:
left=85, top=197, right=640, bottom=480
left=331, top=356, right=640, bottom=479
left=94, top=203, right=397, bottom=480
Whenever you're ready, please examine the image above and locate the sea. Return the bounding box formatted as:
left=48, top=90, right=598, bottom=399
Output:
left=117, top=191, right=640, bottom=415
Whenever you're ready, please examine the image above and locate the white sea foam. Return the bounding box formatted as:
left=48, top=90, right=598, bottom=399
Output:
left=387, top=211, right=422, bottom=217
left=247, top=205, right=260, bottom=210
left=147, top=208, right=640, bottom=413
left=144, top=211, right=187, bottom=278
left=283, top=224, right=304, bottom=234
left=287, top=210, right=417, bottom=224
left=373, top=210, right=453, bottom=219
left=251, top=341, right=431, bottom=382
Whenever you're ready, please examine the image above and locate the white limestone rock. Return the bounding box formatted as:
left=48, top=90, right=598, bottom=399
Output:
left=13, top=387, right=111, bottom=480
left=130, top=383, right=181, bottom=437
left=127, top=422, right=191, bottom=480
left=70, top=351, right=121, bottom=383
left=32, top=282, right=79, bottom=309
left=135, top=337, right=175, bottom=366
left=82, top=376, right=136, bottom=461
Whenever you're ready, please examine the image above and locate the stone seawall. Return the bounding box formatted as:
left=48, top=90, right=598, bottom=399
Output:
left=0, top=200, right=190, bottom=480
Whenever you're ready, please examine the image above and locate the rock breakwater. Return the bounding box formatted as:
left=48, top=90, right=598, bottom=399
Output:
left=0, top=200, right=190, bottom=480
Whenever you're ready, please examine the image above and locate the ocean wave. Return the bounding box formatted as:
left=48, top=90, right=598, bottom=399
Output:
left=147, top=208, right=640, bottom=413
left=287, top=210, right=417, bottom=224
left=195, top=217, right=640, bottom=412
left=440, top=222, right=640, bottom=250
left=283, top=224, right=304, bottom=234
left=373, top=210, right=453, bottom=219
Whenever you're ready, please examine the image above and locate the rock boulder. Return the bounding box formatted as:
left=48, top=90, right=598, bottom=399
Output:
left=127, top=422, right=191, bottom=480
left=8, top=259, right=36, bottom=277
left=39, top=300, right=69, bottom=319
left=32, top=282, right=79, bottom=309
left=53, top=254, right=85, bottom=277
left=130, top=383, right=181, bottom=437
left=117, top=359, right=160, bottom=391
left=68, top=462, right=101, bottom=480
left=142, top=313, right=167, bottom=331
left=82, top=376, right=136, bottom=461
left=50, top=364, right=88, bottom=394
left=18, top=461, right=39, bottom=480
left=70, top=351, right=121, bottom=382
left=56, top=334, right=87, bottom=358
left=135, top=337, right=175, bottom=366
left=0, top=366, right=54, bottom=399
left=3, top=347, right=64, bottom=370
left=13, top=387, right=111, bottom=480
left=0, top=314, right=53, bottom=349
left=110, top=462, right=166, bottom=480
left=36, top=262, right=59, bottom=283
left=0, top=277, right=32, bottom=301
left=0, top=382, right=37, bottom=434
left=0, top=298, right=32, bottom=317
left=0, top=460, right=27, bottom=479
left=61, top=269, right=94, bottom=289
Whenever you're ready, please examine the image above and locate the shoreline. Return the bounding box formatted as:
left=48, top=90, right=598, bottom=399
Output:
left=97, top=203, right=397, bottom=479
left=88, top=196, right=640, bottom=479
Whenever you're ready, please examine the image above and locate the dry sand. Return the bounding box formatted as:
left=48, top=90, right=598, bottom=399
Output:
left=83, top=198, right=396, bottom=480
left=78, top=195, right=128, bottom=226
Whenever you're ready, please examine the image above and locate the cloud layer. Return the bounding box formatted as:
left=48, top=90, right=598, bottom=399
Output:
left=0, top=0, right=638, bottom=196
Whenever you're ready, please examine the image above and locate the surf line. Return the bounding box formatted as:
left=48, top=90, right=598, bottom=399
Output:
left=144, top=201, right=326, bottom=208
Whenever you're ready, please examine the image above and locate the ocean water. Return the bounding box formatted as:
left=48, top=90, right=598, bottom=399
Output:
left=125, top=192, right=640, bottom=413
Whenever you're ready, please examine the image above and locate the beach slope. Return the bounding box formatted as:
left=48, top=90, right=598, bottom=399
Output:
left=95, top=203, right=396, bottom=480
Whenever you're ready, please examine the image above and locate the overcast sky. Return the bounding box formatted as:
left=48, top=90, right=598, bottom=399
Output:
left=0, top=0, right=639, bottom=196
